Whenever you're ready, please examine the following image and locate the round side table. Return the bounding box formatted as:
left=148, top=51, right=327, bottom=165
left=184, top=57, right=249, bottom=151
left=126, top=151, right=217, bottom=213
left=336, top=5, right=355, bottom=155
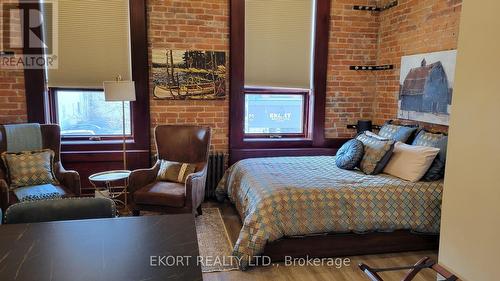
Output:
left=89, top=170, right=131, bottom=213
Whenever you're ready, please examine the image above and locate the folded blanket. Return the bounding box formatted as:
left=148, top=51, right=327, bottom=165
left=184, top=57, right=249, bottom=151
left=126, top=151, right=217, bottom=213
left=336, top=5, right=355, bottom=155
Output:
left=4, top=123, right=42, bottom=153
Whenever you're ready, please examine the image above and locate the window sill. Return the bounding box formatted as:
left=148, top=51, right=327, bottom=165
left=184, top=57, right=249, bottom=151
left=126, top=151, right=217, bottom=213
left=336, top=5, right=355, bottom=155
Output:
left=243, top=137, right=312, bottom=142
left=61, top=139, right=135, bottom=145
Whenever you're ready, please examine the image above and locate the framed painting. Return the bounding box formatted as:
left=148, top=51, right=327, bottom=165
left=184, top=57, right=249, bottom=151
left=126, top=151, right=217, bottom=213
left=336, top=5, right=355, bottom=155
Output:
left=398, top=50, right=457, bottom=125
left=152, top=49, right=227, bottom=100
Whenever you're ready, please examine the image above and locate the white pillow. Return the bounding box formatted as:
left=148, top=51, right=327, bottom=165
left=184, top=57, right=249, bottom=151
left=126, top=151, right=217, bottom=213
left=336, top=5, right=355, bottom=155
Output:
left=383, top=142, right=440, bottom=182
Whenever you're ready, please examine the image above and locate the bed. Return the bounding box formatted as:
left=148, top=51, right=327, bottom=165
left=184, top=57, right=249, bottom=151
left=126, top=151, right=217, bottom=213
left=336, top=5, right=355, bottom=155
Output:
left=216, top=156, right=443, bottom=269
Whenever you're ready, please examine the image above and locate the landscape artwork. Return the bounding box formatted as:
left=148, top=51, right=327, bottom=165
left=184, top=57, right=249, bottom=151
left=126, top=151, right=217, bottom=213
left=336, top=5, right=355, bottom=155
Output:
left=152, top=49, right=226, bottom=100
left=398, top=50, right=457, bottom=125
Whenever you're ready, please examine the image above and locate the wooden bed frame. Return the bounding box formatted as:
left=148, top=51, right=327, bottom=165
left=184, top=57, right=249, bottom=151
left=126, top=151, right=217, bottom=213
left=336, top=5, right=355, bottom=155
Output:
left=263, top=230, right=439, bottom=261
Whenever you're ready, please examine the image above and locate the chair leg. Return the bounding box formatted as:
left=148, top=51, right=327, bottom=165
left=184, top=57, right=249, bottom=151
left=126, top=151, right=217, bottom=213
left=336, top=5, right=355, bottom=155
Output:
left=196, top=205, right=203, bottom=216
left=132, top=209, right=140, bottom=216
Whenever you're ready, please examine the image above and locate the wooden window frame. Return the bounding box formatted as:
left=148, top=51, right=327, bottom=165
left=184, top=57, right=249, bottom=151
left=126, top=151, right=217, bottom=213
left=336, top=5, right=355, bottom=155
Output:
left=229, top=0, right=336, bottom=163
left=47, top=87, right=134, bottom=142
left=242, top=87, right=311, bottom=139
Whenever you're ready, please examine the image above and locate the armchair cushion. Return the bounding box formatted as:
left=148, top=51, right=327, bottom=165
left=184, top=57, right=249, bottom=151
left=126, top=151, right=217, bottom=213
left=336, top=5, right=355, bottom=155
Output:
left=134, top=181, right=185, bottom=207
left=157, top=160, right=196, bottom=184
left=1, top=149, right=58, bottom=189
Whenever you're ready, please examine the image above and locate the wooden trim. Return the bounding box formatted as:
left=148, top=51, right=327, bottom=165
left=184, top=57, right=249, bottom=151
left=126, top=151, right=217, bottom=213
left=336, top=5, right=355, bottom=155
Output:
left=229, top=0, right=245, bottom=150
left=229, top=0, right=333, bottom=158
left=264, top=230, right=439, bottom=262
left=61, top=150, right=149, bottom=162
left=311, top=0, right=331, bottom=147
left=128, top=0, right=151, bottom=152
left=243, top=87, right=310, bottom=94
left=20, top=0, right=47, bottom=123
left=61, top=150, right=150, bottom=194
left=229, top=137, right=349, bottom=164
left=230, top=147, right=338, bottom=164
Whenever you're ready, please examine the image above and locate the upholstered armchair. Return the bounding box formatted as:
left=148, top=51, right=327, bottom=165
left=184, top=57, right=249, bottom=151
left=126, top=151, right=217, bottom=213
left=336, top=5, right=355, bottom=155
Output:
left=129, top=125, right=211, bottom=216
left=0, top=124, right=81, bottom=212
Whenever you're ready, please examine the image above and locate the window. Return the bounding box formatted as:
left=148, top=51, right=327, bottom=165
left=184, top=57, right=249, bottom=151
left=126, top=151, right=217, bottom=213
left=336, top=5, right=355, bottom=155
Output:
left=41, top=0, right=136, bottom=142
left=230, top=0, right=330, bottom=155
left=242, top=0, right=315, bottom=139
left=244, top=90, right=309, bottom=137
left=51, top=89, right=131, bottom=137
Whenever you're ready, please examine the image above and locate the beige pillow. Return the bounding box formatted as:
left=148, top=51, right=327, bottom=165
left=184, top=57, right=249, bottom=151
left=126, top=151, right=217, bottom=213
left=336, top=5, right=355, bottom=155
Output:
left=1, top=149, right=58, bottom=189
left=157, top=160, right=197, bottom=184
left=383, top=142, right=440, bottom=182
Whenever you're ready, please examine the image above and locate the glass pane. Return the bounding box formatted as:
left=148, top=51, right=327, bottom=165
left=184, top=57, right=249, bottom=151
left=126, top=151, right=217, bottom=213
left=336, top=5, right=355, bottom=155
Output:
left=56, top=90, right=131, bottom=136
left=244, top=94, right=304, bottom=134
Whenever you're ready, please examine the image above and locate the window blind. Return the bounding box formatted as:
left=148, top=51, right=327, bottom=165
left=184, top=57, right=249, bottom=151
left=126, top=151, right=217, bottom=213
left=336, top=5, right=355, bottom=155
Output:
left=244, top=0, right=314, bottom=89
left=46, top=0, right=131, bottom=88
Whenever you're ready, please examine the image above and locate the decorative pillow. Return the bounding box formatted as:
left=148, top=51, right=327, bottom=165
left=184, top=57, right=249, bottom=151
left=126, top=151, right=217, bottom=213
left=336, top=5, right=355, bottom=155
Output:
left=412, top=130, right=448, bottom=181
left=364, top=131, right=386, bottom=140
left=383, top=142, right=440, bottom=182
left=1, top=149, right=58, bottom=189
left=356, top=133, right=395, bottom=175
left=378, top=123, right=418, bottom=143
left=335, top=139, right=364, bottom=170
left=157, top=160, right=197, bottom=184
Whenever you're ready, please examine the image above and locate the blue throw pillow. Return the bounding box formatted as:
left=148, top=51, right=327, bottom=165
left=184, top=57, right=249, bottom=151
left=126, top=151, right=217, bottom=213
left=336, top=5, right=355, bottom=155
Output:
left=335, top=139, right=364, bottom=170
left=378, top=123, right=418, bottom=143
left=412, top=130, right=448, bottom=181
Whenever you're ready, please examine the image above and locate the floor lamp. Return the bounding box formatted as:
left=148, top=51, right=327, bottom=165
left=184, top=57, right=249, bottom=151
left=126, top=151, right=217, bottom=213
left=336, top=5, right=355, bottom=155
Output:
left=103, top=78, right=136, bottom=171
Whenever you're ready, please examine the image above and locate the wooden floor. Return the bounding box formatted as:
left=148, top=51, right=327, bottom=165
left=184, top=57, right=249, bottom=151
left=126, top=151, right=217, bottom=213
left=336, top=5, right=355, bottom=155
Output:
left=202, top=201, right=439, bottom=281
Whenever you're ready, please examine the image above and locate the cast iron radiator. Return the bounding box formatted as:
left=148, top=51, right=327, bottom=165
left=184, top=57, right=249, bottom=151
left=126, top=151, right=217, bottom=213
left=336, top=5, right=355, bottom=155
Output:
left=205, top=152, right=227, bottom=200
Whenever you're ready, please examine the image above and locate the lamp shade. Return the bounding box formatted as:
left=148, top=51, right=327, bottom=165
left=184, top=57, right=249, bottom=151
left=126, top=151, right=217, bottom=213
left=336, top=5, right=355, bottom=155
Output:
left=103, top=81, right=136, bottom=101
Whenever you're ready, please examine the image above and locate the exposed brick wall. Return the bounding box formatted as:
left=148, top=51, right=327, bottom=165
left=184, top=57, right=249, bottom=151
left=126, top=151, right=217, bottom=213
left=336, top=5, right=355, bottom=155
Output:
left=326, top=0, right=379, bottom=138
left=1, top=0, right=460, bottom=142
left=148, top=0, right=229, bottom=152
left=0, top=0, right=27, bottom=124
left=0, top=68, right=26, bottom=124
left=147, top=0, right=382, bottom=145
left=374, top=0, right=462, bottom=130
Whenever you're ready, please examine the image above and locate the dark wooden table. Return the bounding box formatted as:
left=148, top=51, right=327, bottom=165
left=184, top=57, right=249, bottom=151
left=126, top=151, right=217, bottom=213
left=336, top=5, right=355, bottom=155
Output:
left=0, top=215, right=203, bottom=281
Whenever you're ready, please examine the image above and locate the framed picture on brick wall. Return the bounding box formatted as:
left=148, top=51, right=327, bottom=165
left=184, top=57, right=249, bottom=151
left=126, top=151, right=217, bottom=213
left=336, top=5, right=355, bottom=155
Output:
left=398, top=50, right=457, bottom=125
left=152, top=49, right=227, bottom=100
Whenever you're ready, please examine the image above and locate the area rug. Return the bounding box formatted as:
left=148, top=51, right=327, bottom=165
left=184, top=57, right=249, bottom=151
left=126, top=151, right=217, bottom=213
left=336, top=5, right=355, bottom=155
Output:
left=139, top=207, right=239, bottom=272
left=195, top=208, right=239, bottom=272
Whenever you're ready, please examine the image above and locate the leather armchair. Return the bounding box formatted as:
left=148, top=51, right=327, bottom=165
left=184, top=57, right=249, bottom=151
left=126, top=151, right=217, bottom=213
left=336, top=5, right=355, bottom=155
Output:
left=129, top=125, right=211, bottom=216
left=0, top=124, right=81, bottom=212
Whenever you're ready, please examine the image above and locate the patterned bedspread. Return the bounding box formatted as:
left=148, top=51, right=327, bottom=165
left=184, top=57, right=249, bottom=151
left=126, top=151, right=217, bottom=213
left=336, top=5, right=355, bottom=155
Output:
left=216, top=156, right=443, bottom=269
